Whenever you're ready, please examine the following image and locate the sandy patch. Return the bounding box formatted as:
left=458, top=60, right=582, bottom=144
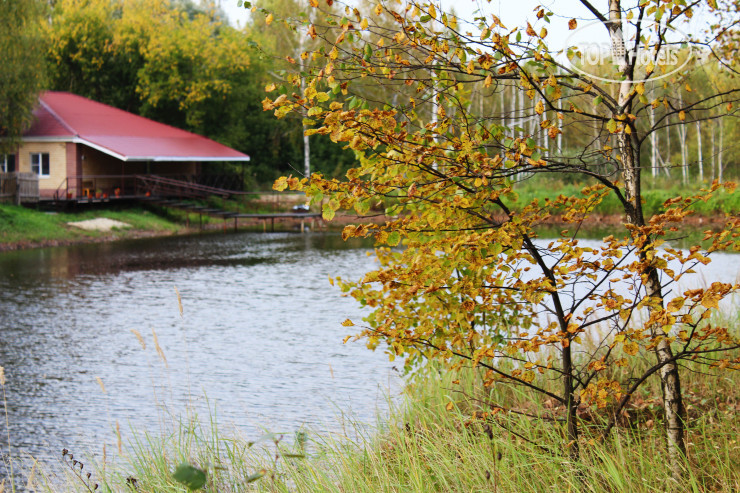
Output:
left=67, top=218, right=132, bottom=232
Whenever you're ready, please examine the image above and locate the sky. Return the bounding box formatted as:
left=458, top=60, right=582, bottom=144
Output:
left=216, top=0, right=713, bottom=57
left=218, top=0, right=591, bottom=36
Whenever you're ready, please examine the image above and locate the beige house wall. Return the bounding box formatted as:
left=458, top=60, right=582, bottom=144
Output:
left=16, top=141, right=67, bottom=197
left=16, top=140, right=204, bottom=198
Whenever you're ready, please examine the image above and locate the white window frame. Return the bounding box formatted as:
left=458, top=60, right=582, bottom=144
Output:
left=30, top=152, right=50, bottom=178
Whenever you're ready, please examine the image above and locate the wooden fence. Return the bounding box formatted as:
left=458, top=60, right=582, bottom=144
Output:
left=0, top=173, right=39, bottom=205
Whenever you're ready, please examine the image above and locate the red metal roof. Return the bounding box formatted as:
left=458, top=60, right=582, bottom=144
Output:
left=23, top=92, right=250, bottom=162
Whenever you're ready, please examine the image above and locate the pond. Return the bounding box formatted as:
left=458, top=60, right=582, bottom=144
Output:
left=0, top=230, right=737, bottom=476
left=0, top=232, right=399, bottom=468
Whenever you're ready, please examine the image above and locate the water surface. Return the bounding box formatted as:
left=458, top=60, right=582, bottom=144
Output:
left=0, top=232, right=398, bottom=466
left=0, top=230, right=737, bottom=475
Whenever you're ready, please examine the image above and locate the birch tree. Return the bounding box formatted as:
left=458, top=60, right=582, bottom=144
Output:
left=267, top=0, right=740, bottom=476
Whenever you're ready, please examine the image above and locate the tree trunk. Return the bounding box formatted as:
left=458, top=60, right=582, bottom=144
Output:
left=649, top=103, right=658, bottom=178
left=299, top=54, right=311, bottom=177
left=718, top=119, right=724, bottom=183
left=664, top=117, right=672, bottom=178
left=557, top=96, right=563, bottom=152
left=696, top=120, right=703, bottom=182
left=500, top=83, right=506, bottom=128
left=710, top=121, right=716, bottom=182
left=608, top=0, right=686, bottom=477
left=678, top=96, right=688, bottom=184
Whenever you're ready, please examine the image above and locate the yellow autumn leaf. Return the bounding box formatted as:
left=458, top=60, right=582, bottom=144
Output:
left=568, top=19, right=577, bottom=30
left=700, top=291, right=720, bottom=309
left=535, top=100, right=544, bottom=115
left=623, top=341, right=639, bottom=356
left=678, top=111, right=686, bottom=121
left=265, top=13, right=273, bottom=25
left=341, top=319, right=355, bottom=327
left=666, top=297, right=685, bottom=312
left=273, top=176, right=288, bottom=191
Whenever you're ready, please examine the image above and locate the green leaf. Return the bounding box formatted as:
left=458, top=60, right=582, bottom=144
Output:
left=387, top=231, right=401, bottom=246
left=606, top=118, right=618, bottom=133
left=173, top=464, right=207, bottom=491
left=354, top=198, right=371, bottom=215
left=322, top=202, right=336, bottom=221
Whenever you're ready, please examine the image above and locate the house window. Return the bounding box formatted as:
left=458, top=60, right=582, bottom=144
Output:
left=30, top=153, right=50, bottom=177
left=1, top=154, right=15, bottom=173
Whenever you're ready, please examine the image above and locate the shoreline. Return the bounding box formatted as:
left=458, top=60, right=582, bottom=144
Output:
left=0, top=211, right=734, bottom=254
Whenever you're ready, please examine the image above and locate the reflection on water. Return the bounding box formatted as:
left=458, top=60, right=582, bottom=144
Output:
left=0, top=232, right=398, bottom=467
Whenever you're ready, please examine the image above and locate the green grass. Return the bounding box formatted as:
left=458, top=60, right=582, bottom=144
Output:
left=510, top=178, right=739, bottom=217
left=28, top=313, right=738, bottom=492
left=0, top=204, right=184, bottom=247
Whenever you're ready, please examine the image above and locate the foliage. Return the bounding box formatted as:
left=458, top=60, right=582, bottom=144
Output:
left=268, top=0, right=740, bottom=472
left=709, top=0, right=740, bottom=70
left=44, top=0, right=251, bottom=128
left=0, top=0, right=47, bottom=153
left=41, top=0, right=358, bottom=186
left=277, top=357, right=740, bottom=493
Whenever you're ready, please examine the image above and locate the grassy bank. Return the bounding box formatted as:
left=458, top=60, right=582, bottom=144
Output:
left=28, top=313, right=738, bottom=492
left=510, top=179, right=739, bottom=218
left=0, top=204, right=185, bottom=249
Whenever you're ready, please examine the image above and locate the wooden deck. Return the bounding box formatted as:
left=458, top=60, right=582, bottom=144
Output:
left=143, top=198, right=322, bottom=232
left=36, top=174, right=324, bottom=232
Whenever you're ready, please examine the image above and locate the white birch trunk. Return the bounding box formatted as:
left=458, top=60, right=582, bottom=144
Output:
left=608, top=0, right=686, bottom=477
left=696, top=120, right=703, bottom=182
left=718, top=119, right=724, bottom=183
left=650, top=104, right=658, bottom=178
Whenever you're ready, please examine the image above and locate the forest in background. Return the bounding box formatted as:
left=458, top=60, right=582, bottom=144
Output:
left=1, top=0, right=738, bottom=189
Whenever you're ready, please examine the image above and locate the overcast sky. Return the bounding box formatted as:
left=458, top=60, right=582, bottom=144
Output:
left=218, top=0, right=590, bottom=33
left=217, top=0, right=712, bottom=56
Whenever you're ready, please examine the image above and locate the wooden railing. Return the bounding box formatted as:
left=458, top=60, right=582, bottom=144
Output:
left=0, top=173, right=39, bottom=204
left=52, top=174, right=240, bottom=201
left=136, top=174, right=235, bottom=199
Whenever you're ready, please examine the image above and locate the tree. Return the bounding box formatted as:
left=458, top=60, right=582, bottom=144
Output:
left=45, top=0, right=252, bottom=128
left=267, top=0, right=740, bottom=475
left=0, top=0, right=47, bottom=154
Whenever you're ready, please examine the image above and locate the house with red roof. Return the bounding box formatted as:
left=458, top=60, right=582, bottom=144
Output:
left=1, top=91, right=250, bottom=200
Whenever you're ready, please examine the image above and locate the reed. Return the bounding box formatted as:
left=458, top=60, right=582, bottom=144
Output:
left=25, top=308, right=740, bottom=492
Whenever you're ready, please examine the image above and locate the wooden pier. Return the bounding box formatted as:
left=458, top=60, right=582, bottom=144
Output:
left=145, top=199, right=322, bottom=232
left=231, top=212, right=322, bottom=232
